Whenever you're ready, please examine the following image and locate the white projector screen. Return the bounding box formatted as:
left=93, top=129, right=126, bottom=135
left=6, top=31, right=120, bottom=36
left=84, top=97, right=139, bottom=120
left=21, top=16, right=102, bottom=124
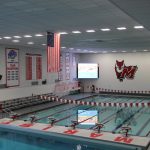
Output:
left=77, top=63, right=99, bottom=79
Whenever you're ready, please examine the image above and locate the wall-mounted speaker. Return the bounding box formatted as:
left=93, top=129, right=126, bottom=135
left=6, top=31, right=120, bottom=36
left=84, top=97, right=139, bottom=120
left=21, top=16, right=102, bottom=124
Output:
left=42, top=80, right=47, bottom=85
left=0, top=75, right=2, bottom=80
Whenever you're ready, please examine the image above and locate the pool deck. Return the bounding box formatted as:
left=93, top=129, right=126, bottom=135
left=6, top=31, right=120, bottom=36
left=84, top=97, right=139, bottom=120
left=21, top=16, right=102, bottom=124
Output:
left=0, top=118, right=150, bottom=149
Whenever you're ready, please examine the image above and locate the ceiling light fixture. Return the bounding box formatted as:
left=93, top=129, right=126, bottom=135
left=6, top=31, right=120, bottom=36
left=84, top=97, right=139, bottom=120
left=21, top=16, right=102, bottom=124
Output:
left=72, top=31, right=81, bottom=34
left=101, top=28, right=110, bottom=31
left=27, top=42, right=34, bottom=44
left=59, top=32, right=68, bottom=35
left=61, top=47, right=66, bottom=48
left=12, top=40, right=20, bottom=43
left=122, top=51, right=126, bottom=53
left=143, top=49, right=148, bottom=52
left=42, top=44, right=46, bottom=46
left=86, top=30, right=95, bottom=33
left=35, top=34, right=44, bottom=37
left=134, top=26, right=144, bottom=29
left=112, top=50, right=117, bottom=52
left=13, top=36, right=22, bottom=38
left=0, top=37, right=2, bottom=39
left=24, top=35, right=32, bottom=38
left=3, top=36, right=12, bottom=39
left=117, top=27, right=126, bottom=30
left=69, top=48, right=74, bottom=50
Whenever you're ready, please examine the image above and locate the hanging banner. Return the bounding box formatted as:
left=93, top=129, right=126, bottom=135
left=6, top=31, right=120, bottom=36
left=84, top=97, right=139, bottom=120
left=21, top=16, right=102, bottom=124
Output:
left=65, top=53, right=70, bottom=80
left=26, top=53, right=42, bottom=80
left=58, top=55, right=63, bottom=81
left=26, top=55, right=32, bottom=80
left=36, top=56, right=42, bottom=80
left=6, top=48, right=19, bottom=87
left=72, top=55, right=77, bottom=79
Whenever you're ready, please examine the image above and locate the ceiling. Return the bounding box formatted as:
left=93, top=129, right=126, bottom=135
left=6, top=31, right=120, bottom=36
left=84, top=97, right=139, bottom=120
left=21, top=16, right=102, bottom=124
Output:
left=0, top=0, right=150, bottom=53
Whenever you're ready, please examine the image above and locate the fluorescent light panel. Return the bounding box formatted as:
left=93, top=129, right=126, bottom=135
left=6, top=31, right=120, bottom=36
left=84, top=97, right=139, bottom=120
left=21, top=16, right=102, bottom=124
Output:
left=12, top=40, right=20, bottom=43
left=134, top=26, right=144, bottom=29
left=69, top=48, right=74, bottom=50
left=117, top=27, right=126, bottom=30
left=27, top=42, right=34, bottom=44
left=13, top=36, right=22, bottom=38
left=101, top=28, right=110, bottom=31
left=35, top=34, right=44, bottom=37
left=3, top=36, right=12, bottom=39
left=59, top=32, right=68, bottom=35
left=72, top=31, right=81, bottom=33
left=86, top=30, right=95, bottom=33
left=24, top=35, right=32, bottom=37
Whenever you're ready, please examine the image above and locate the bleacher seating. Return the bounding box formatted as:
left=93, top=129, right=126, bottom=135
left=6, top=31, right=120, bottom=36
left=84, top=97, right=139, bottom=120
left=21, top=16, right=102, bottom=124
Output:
left=0, top=93, right=54, bottom=113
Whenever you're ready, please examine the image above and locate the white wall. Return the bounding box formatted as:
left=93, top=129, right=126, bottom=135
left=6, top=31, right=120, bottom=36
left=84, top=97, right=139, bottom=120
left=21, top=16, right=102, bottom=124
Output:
left=0, top=45, right=59, bottom=87
left=0, top=46, right=6, bottom=85
left=79, top=52, right=150, bottom=91
left=0, top=84, right=55, bottom=101
left=0, top=45, right=79, bottom=101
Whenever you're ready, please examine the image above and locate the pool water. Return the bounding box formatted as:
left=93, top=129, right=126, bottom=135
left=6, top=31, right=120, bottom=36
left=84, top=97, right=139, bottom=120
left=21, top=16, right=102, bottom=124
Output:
left=0, top=127, right=139, bottom=150
left=20, top=95, right=150, bottom=137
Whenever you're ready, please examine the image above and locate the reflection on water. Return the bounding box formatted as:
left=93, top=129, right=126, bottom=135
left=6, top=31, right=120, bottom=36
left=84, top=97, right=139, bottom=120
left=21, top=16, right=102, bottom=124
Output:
left=0, top=130, right=137, bottom=150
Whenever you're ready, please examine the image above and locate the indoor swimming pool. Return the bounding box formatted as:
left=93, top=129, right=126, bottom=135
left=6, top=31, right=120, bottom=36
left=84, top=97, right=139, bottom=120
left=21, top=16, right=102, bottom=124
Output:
left=20, top=94, right=150, bottom=137
left=0, top=94, right=150, bottom=150
left=0, top=126, right=139, bottom=150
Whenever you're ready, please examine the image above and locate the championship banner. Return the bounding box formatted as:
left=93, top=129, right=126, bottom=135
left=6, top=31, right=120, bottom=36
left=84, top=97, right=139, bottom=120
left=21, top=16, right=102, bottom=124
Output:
left=65, top=53, right=70, bottom=80
left=36, top=56, right=42, bottom=79
left=26, top=53, right=42, bottom=80
left=6, top=48, right=19, bottom=87
left=26, top=55, right=32, bottom=80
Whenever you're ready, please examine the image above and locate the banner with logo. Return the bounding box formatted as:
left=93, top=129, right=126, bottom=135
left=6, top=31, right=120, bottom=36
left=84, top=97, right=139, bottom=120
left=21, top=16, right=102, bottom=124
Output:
left=6, top=48, right=19, bottom=87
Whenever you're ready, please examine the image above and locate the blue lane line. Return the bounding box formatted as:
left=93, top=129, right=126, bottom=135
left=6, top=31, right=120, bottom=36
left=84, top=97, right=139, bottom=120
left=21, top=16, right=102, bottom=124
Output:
left=136, top=117, right=150, bottom=136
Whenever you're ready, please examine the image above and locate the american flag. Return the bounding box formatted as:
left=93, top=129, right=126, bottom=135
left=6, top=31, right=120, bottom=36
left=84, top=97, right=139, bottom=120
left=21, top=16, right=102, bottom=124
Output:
left=47, top=32, right=60, bottom=72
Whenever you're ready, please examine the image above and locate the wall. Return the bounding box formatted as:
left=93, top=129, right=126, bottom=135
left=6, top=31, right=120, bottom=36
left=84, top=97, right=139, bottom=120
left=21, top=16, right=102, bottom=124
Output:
left=60, top=52, right=79, bottom=82
left=79, top=52, right=150, bottom=91
left=0, top=45, right=59, bottom=87
left=0, top=45, right=79, bottom=100
left=0, top=84, right=55, bottom=101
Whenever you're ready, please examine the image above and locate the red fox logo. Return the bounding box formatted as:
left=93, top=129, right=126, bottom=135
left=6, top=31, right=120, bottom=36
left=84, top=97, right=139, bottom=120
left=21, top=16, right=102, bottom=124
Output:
left=115, top=60, right=138, bottom=82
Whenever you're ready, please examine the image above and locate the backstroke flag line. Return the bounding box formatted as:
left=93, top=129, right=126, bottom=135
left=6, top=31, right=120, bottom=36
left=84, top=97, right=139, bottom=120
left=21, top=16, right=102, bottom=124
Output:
left=47, top=32, right=60, bottom=72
